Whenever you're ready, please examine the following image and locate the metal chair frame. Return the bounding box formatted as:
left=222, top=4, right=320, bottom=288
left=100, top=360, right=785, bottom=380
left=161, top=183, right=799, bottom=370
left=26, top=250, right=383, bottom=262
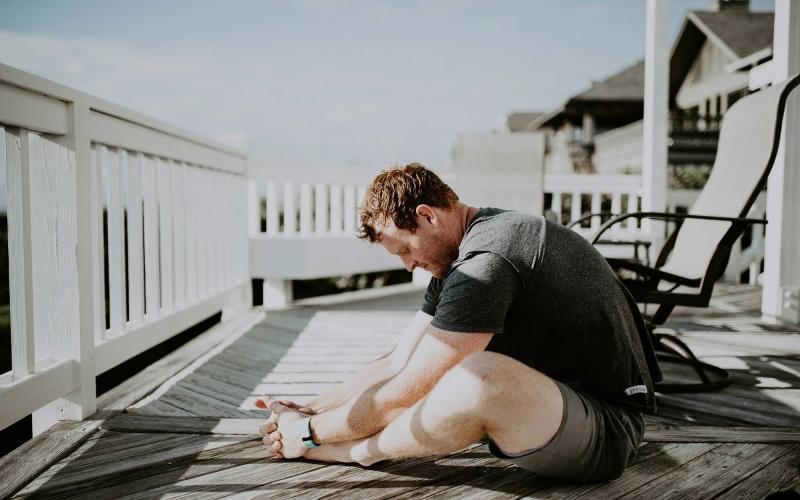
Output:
left=571, top=73, right=800, bottom=393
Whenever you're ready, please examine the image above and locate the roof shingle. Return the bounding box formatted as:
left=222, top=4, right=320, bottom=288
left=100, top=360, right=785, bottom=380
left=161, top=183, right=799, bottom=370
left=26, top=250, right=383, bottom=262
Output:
left=691, top=10, right=773, bottom=59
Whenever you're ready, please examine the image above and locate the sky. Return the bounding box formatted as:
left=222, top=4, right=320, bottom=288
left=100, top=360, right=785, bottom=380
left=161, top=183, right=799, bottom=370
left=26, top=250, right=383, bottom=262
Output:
left=0, top=0, right=775, bottom=171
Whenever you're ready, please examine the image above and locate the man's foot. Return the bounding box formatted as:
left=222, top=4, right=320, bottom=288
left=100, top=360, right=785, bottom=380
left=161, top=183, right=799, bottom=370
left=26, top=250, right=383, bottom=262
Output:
left=303, top=441, right=357, bottom=463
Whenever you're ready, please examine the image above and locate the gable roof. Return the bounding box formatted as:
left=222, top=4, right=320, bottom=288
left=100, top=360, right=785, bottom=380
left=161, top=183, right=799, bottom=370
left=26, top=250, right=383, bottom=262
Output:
left=529, top=60, right=644, bottom=129
left=691, top=10, right=773, bottom=60
left=572, top=60, right=644, bottom=102
left=670, top=9, right=773, bottom=103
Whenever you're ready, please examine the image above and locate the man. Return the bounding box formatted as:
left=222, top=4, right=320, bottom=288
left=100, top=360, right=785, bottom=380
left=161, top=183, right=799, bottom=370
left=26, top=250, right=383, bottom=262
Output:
left=258, top=163, right=660, bottom=482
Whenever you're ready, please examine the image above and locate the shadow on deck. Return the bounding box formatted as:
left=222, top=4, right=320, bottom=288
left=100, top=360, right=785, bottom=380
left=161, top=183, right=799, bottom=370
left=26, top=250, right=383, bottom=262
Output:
left=7, top=284, right=800, bottom=498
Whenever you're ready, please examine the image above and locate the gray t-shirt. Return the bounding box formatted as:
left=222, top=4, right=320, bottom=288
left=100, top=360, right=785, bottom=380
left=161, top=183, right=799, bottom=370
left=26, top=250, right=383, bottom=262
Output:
left=421, top=208, right=660, bottom=412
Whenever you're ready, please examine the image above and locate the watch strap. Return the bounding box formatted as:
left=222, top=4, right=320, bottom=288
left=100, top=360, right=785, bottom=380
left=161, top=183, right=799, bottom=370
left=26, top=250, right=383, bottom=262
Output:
left=301, top=416, right=319, bottom=448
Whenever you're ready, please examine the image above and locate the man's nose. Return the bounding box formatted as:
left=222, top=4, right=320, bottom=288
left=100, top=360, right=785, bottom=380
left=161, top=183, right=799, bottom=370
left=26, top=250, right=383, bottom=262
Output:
left=401, top=255, right=416, bottom=272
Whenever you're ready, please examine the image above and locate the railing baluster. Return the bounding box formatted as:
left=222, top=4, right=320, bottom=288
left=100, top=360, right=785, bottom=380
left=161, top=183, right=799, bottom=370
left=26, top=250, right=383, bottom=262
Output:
left=570, top=191, right=582, bottom=226
left=550, top=191, right=562, bottom=223
left=284, top=181, right=297, bottom=236
left=590, top=192, right=601, bottom=230
left=142, top=154, right=160, bottom=320
left=611, top=192, right=622, bottom=215
left=127, top=153, right=145, bottom=326
left=172, top=162, right=187, bottom=307
left=106, top=147, right=127, bottom=334
left=300, top=182, right=313, bottom=236
left=194, top=167, right=207, bottom=299
left=92, top=145, right=107, bottom=337
left=344, top=185, right=356, bottom=235
left=330, top=184, right=343, bottom=235
left=215, top=171, right=225, bottom=290
left=266, top=181, right=278, bottom=236
left=627, top=191, right=639, bottom=231
left=5, top=128, right=36, bottom=378
left=186, top=166, right=198, bottom=304
left=315, top=183, right=328, bottom=235
left=206, top=170, right=217, bottom=293
left=157, top=158, right=174, bottom=312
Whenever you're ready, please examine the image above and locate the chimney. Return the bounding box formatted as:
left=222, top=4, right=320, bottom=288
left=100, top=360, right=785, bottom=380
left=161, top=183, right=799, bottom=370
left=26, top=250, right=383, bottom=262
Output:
left=713, top=0, right=750, bottom=11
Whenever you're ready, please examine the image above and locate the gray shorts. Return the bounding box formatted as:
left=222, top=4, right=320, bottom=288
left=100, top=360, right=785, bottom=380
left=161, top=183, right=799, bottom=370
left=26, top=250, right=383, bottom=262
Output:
left=488, top=381, right=645, bottom=483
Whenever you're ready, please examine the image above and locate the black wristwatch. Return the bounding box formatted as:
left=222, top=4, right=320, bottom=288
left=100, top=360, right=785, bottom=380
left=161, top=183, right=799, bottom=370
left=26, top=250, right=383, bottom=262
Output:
left=301, top=417, right=319, bottom=448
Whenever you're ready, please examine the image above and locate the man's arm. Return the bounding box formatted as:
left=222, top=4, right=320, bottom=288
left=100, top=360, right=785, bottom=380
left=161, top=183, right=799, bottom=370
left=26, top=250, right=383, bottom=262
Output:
left=264, top=324, right=493, bottom=458
left=308, top=325, right=492, bottom=444
left=305, top=310, right=434, bottom=413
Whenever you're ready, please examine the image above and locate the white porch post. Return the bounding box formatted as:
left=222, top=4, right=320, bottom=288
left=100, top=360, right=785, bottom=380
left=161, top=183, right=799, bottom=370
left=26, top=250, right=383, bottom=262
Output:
left=642, top=0, right=669, bottom=247
left=762, top=0, right=800, bottom=324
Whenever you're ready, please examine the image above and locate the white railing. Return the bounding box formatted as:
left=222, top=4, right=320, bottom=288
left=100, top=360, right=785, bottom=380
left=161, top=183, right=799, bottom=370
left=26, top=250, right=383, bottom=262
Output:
left=544, top=173, right=645, bottom=239
left=0, top=62, right=770, bottom=436
left=247, top=161, right=402, bottom=307
left=0, top=63, right=250, bottom=432
left=545, top=174, right=766, bottom=283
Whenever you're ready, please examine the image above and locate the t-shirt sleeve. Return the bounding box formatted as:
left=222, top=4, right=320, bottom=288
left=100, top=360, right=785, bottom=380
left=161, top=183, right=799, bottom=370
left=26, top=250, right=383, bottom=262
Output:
left=420, top=276, right=441, bottom=316
left=430, top=252, right=521, bottom=334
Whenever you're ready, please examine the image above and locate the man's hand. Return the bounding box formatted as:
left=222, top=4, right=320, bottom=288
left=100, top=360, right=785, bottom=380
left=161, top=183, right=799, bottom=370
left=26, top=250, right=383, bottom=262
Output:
left=256, top=396, right=315, bottom=459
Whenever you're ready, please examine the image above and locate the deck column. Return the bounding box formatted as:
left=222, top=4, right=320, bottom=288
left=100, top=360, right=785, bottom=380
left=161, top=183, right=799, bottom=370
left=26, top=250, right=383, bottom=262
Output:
left=762, top=0, right=800, bottom=324
left=263, top=279, right=293, bottom=309
left=642, top=0, right=669, bottom=253
left=33, top=102, right=98, bottom=434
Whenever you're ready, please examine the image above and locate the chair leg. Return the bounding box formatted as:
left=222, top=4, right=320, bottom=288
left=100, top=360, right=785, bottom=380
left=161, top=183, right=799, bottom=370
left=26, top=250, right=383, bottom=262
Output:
left=652, top=332, right=732, bottom=393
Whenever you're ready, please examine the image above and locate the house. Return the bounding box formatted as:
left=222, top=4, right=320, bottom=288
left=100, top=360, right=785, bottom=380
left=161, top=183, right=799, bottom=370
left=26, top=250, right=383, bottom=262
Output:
left=516, top=60, right=644, bottom=174
left=511, top=0, right=774, bottom=180
left=668, top=0, right=774, bottom=168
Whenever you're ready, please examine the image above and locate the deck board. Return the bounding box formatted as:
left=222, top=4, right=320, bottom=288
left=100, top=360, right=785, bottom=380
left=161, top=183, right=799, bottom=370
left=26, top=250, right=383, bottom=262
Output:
left=7, top=285, right=800, bottom=498
left=618, top=443, right=798, bottom=499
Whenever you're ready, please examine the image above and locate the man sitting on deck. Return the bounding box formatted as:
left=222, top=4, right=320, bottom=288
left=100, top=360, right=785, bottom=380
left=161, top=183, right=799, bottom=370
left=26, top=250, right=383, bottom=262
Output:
left=258, top=163, right=661, bottom=482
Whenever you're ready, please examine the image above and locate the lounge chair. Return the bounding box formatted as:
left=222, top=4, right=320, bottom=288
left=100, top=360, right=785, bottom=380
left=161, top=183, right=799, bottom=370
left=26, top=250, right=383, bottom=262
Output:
left=576, top=72, right=800, bottom=393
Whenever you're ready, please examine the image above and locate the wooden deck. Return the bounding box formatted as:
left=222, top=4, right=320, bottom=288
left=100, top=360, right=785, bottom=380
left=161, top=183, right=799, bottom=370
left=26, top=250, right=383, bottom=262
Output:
left=4, top=284, right=800, bottom=498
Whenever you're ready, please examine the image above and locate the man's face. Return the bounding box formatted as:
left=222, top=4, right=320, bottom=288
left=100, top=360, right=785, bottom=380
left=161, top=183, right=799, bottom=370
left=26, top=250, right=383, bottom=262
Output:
left=377, top=211, right=459, bottom=279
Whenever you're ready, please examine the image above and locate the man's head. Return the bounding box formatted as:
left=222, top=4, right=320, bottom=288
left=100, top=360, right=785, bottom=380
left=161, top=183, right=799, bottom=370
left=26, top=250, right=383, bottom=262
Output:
left=358, top=163, right=463, bottom=278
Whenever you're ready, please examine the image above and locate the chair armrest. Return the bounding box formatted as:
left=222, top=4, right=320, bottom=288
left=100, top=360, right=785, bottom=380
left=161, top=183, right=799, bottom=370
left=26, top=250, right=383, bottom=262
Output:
left=607, top=258, right=701, bottom=287
left=590, top=211, right=767, bottom=245
left=566, top=212, right=617, bottom=229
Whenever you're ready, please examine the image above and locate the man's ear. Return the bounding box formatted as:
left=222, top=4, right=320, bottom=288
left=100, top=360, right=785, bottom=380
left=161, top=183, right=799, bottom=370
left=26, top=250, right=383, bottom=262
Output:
left=415, top=204, right=436, bottom=224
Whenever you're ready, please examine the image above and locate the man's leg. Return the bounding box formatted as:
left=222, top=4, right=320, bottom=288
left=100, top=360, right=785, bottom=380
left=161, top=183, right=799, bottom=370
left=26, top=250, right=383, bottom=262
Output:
left=305, top=351, right=563, bottom=465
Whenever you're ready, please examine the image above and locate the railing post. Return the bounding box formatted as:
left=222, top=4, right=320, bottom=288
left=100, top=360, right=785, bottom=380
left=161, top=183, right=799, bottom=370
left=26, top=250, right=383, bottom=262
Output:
left=54, top=102, right=97, bottom=423
left=642, top=0, right=669, bottom=256
left=762, top=0, right=800, bottom=324
left=263, top=279, right=293, bottom=309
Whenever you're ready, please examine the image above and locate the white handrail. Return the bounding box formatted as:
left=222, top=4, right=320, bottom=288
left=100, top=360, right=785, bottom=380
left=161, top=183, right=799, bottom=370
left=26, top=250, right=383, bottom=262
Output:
left=0, top=64, right=250, bottom=433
